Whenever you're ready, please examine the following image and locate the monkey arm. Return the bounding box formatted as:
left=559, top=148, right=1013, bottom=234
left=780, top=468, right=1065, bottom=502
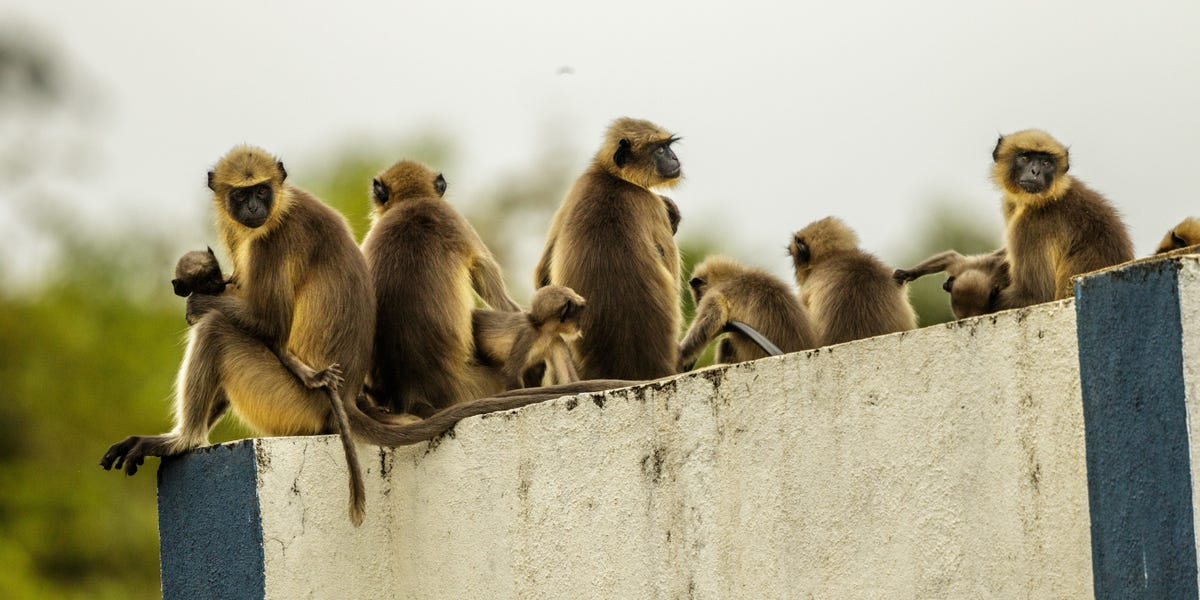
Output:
left=471, top=254, right=522, bottom=312
left=893, top=251, right=967, bottom=283
left=544, top=341, right=579, bottom=385
left=185, top=268, right=293, bottom=346
left=533, top=234, right=556, bottom=289
left=678, top=295, right=729, bottom=370
left=500, top=329, right=538, bottom=388
left=660, top=195, right=681, bottom=235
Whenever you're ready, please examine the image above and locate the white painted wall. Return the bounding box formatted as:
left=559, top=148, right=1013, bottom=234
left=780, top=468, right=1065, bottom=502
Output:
left=247, top=298, right=1092, bottom=600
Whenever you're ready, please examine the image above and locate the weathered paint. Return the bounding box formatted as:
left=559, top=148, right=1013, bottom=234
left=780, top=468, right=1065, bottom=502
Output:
left=1076, top=257, right=1198, bottom=599
left=158, top=439, right=264, bottom=600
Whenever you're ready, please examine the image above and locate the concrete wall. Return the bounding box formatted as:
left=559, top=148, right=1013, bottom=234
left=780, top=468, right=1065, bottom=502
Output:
left=157, top=255, right=1200, bottom=599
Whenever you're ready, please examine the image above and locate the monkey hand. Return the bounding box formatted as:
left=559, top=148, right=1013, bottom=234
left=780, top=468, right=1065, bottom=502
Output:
left=677, top=356, right=696, bottom=373
left=100, top=435, right=170, bottom=476
left=892, top=269, right=917, bottom=284
left=304, top=363, right=344, bottom=391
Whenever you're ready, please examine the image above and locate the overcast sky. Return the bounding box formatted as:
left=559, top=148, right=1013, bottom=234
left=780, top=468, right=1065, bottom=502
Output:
left=4, top=0, right=1199, bottom=285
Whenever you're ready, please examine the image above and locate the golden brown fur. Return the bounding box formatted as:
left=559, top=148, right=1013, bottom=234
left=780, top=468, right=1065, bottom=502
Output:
left=103, top=145, right=372, bottom=525
left=534, top=118, right=683, bottom=380
left=894, top=249, right=1010, bottom=318
left=992, top=130, right=1133, bottom=306
left=789, top=217, right=917, bottom=345
left=173, top=246, right=343, bottom=391
left=103, top=150, right=668, bottom=520
left=679, top=256, right=816, bottom=369
left=362, top=160, right=520, bottom=418
left=473, top=285, right=585, bottom=388
left=1156, top=217, right=1200, bottom=255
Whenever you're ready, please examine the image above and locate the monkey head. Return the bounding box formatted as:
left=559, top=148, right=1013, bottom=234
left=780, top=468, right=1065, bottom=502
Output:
left=208, top=145, right=286, bottom=230
left=991, top=130, right=1072, bottom=203
left=788, top=217, right=859, bottom=283
left=687, top=256, right=745, bottom=303
left=172, top=247, right=227, bottom=297
left=371, top=160, right=447, bottom=216
left=943, top=266, right=1007, bottom=318
left=1156, top=217, right=1200, bottom=255
left=529, top=285, right=586, bottom=338
left=597, top=118, right=682, bottom=189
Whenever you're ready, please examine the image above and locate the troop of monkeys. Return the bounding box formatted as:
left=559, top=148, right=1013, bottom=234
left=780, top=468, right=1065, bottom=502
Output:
left=100, top=119, right=1198, bottom=525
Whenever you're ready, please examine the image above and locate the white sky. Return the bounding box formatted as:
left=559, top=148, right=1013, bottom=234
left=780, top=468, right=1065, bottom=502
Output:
left=3, top=0, right=1199, bottom=285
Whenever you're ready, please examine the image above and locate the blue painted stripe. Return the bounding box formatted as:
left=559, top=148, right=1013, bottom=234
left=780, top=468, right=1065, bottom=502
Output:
left=1076, top=260, right=1197, bottom=599
left=158, top=438, right=265, bottom=600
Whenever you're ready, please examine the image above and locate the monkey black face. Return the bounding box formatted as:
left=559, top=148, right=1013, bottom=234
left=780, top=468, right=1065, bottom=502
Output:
left=172, top=278, right=192, bottom=297
left=227, top=184, right=273, bottom=228
left=372, top=179, right=389, bottom=206
left=613, top=137, right=681, bottom=180
left=688, top=276, right=707, bottom=301
left=1172, top=230, right=1188, bottom=249
left=988, top=285, right=1002, bottom=309
left=789, top=235, right=811, bottom=264
left=560, top=297, right=585, bottom=322
left=652, top=140, right=681, bottom=179
left=1008, top=152, right=1058, bottom=194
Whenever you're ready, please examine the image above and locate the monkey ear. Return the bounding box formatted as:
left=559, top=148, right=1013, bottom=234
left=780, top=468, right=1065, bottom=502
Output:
left=172, top=279, right=191, bottom=297
left=372, top=179, right=389, bottom=205
left=792, top=236, right=811, bottom=263
left=613, top=139, right=632, bottom=168
left=994, top=261, right=1012, bottom=288
left=560, top=299, right=576, bottom=321
left=992, top=136, right=1004, bottom=162
left=434, top=174, right=447, bottom=197
left=276, top=161, right=287, bottom=182
left=207, top=171, right=216, bottom=191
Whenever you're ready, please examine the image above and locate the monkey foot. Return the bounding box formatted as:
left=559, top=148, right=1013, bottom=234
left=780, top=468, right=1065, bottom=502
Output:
left=100, top=435, right=172, bottom=476
left=304, top=363, right=344, bottom=391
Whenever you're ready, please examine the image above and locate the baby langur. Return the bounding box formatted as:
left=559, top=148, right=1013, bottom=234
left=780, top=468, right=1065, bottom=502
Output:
left=172, top=247, right=230, bottom=297
left=894, top=250, right=1011, bottom=319
left=1156, top=217, right=1200, bottom=255
left=473, top=285, right=586, bottom=389
left=789, top=217, right=917, bottom=346
left=678, top=256, right=817, bottom=370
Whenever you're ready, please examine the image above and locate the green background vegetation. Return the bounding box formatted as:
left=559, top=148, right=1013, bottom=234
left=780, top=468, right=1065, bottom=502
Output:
left=0, top=30, right=995, bottom=600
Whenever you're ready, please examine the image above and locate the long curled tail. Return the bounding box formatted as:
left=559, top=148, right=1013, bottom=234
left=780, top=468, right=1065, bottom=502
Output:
left=349, top=379, right=639, bottom=447
left=323, top=386, right=366, bottom=526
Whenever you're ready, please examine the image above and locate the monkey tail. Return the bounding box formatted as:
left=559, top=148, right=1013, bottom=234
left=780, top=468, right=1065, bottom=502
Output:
left=347, top=379, right=640, bottom=448
left=323, top=386, right=366, bottom=527
left=723, top=320, right=785, bottom=356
